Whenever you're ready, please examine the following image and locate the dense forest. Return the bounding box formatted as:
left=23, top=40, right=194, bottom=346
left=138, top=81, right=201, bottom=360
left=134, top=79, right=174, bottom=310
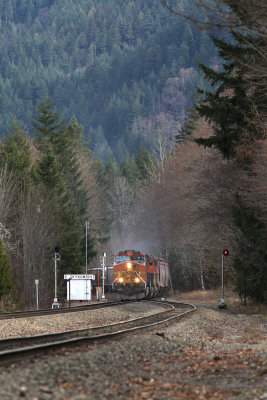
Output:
left=0, top=0, right=266, bottom=308
left=0, top=0, right=217, bottom=159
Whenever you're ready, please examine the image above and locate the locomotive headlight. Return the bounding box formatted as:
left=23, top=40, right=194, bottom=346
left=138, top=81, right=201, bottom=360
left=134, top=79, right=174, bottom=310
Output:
left=118, top=277, right=124, bottom=283
left=135, top=277, right=140, bottom=283
left=127, top=262, right=132, bottom=269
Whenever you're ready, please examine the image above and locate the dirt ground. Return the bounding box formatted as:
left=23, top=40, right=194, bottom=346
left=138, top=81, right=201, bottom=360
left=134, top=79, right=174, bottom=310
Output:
left=0, top=288, right=266, bottom=400
left=142, top=289, right=267, bottom=400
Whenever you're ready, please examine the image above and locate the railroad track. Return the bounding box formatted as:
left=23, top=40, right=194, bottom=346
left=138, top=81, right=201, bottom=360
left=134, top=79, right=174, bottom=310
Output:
left=0, top=300, right=124, bottom=320
left=0, top=300, right=196, bottom=366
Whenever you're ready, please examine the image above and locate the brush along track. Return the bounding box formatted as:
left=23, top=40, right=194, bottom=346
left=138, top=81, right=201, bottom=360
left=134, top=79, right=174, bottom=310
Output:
left=0, top=300, right=196, bottom=366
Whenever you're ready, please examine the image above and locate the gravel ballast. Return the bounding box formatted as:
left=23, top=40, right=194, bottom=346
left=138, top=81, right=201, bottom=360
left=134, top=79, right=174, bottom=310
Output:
left=0, top=301, right=166, bottom=338
left=0, top=298, right=266, bottom=400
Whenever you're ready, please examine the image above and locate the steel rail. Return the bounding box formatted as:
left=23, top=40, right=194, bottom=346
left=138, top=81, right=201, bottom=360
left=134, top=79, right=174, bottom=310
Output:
left=0, top=300, right=196, bottom=366
left=0, top=300, right=174, bottom=351
left=0, top=300, right=130, bottom=320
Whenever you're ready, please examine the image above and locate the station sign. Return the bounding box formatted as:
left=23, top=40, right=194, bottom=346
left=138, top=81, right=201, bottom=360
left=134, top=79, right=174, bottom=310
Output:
left=64, top=274, right=95, bottom=280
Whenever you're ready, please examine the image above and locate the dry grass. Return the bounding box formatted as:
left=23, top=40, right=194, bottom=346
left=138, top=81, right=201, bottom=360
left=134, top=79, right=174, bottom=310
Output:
left=173, top=287, right=238, bottom=302
left=172, top=288, right=267, bottom=316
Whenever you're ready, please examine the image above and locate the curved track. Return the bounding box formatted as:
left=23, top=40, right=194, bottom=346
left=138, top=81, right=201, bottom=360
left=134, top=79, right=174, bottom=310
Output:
left=0, top=300, right=196, bottom=366
left=0, top=301, right=123, bottom=320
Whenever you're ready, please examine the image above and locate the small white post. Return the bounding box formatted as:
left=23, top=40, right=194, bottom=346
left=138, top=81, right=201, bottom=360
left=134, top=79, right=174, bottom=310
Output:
left=35, top=279, right=39, bottom=310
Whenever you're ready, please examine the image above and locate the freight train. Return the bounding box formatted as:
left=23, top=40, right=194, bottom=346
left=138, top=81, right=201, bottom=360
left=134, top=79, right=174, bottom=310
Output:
left=112, top=249, right=171, bottom=300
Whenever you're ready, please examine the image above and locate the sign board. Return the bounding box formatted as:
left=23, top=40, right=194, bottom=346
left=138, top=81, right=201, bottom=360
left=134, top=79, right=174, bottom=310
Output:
left=64, top=274, right=95, bottom=280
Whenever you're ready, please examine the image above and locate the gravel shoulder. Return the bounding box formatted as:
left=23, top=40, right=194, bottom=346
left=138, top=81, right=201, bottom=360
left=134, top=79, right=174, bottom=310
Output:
left=0, top=295, right=266, bottom=400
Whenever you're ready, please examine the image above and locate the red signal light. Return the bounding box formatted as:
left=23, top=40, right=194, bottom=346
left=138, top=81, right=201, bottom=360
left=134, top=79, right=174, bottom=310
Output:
left=223, top=249, right=229, bottom=256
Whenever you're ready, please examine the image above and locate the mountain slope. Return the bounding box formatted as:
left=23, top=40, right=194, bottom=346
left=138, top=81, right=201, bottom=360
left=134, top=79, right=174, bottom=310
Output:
left=0, top=0, right=216, bottom=159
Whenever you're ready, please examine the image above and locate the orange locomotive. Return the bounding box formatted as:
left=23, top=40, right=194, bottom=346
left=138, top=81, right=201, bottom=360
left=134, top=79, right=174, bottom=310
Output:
left=112, top=249, right=170, bottom=300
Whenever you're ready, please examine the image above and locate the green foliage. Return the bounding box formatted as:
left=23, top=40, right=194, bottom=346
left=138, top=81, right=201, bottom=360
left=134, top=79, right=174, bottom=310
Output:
left=176, top=107, right=199, bottom=141
left=196, top=31, right=263, bottom=159
left=33, top=97, right=95, bottom=277
left=0, top=118, right=33, bottom=191
left=0, top=241, right=13, bottom=298
left=120, top=154, right=140, bottom=186
left=233, top=202, right=267, bottom=303
left=0, top=0, right=216, bottom=159
left=195, top=6, right=266, bottom=302
left=135, top=145, right=154, bottom=181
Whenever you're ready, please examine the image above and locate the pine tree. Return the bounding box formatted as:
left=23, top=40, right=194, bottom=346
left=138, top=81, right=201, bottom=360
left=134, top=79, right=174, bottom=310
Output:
left=196, top=34, right=256, bottom=158
left=196, top=19, right=265, bottom=160
left=33, top=97, right=95, bottom=280
left=120, top=154, right=140, bottom=185
left=195, top=5, right=266, bottom=302
left=32, top=95, right=61, bottom=147
left=135, top=145, right=153, bottom=181
left=1, top=118, right=33, bottom=192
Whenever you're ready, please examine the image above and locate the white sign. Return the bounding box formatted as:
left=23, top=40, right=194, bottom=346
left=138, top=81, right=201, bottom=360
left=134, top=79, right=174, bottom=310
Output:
left=64, top=274, right=95, bottom=280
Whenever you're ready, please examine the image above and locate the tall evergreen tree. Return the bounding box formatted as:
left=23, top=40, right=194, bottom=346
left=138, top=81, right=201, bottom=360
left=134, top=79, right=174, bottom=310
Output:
left=194, top=3, right=266, bottom=302
left=33, top=97, right=95, bottom=280
left=0, top=118, right=33, bottom=192
left=196, top=34, right=255, bottom=158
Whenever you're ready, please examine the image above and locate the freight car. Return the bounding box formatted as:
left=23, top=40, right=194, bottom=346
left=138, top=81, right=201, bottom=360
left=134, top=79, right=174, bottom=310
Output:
left=112, top=249, right=171, bottom=300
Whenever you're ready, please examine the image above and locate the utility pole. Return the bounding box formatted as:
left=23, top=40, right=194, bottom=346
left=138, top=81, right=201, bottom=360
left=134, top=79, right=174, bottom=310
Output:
left=101, top=252, right=106, bottom=301
left=219, top=249, right=229, bottom=309
left=85, top=221, right=89, bottom=301
left=52, top=247, right=60, bottom=309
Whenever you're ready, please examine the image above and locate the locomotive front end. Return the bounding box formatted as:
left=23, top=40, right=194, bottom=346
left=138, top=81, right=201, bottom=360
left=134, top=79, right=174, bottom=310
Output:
left=112, top=250, right=146, bottom=300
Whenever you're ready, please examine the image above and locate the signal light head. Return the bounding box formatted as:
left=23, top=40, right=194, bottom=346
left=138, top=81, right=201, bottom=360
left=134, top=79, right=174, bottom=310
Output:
left=223, top=249, right=229, bottom=256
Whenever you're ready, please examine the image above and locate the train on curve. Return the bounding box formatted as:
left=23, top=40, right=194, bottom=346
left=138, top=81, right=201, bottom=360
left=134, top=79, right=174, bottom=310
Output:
left=112, top=249, right=171, bottom=300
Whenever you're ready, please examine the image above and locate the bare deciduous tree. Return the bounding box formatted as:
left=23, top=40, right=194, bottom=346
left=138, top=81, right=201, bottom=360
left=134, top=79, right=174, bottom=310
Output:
left=144, top=131, right=173, bottom=183
left=107, top=176, right=134, bottom=234
left=0, top=166, right=15, bottom=226
left=127, top=118, right=238, bottom=289
left=20, top=189, right=56, bottom=308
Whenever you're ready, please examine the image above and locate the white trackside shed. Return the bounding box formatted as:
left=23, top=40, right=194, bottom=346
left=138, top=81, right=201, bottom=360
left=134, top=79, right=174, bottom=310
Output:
left=64, top=274, right=95, bottom=301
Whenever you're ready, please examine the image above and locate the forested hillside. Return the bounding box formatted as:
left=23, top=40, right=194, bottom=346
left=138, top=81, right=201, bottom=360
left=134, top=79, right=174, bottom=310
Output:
left=0, top=0, right=265, bottom=309
left=0, top=0, right=216, bottom=159
left=102, top=0, right=266, bottom=302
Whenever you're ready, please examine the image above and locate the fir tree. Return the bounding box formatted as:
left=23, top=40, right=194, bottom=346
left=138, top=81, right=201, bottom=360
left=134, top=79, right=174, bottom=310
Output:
left=33, top=97, right=95, bottom=280
left=0, top=118, right=33, bottom=192
left=196, top=34, right=255, bottom=158
left=135, top=145, right=153, bottom=181
left=195, top=5, right=266, bottom=302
